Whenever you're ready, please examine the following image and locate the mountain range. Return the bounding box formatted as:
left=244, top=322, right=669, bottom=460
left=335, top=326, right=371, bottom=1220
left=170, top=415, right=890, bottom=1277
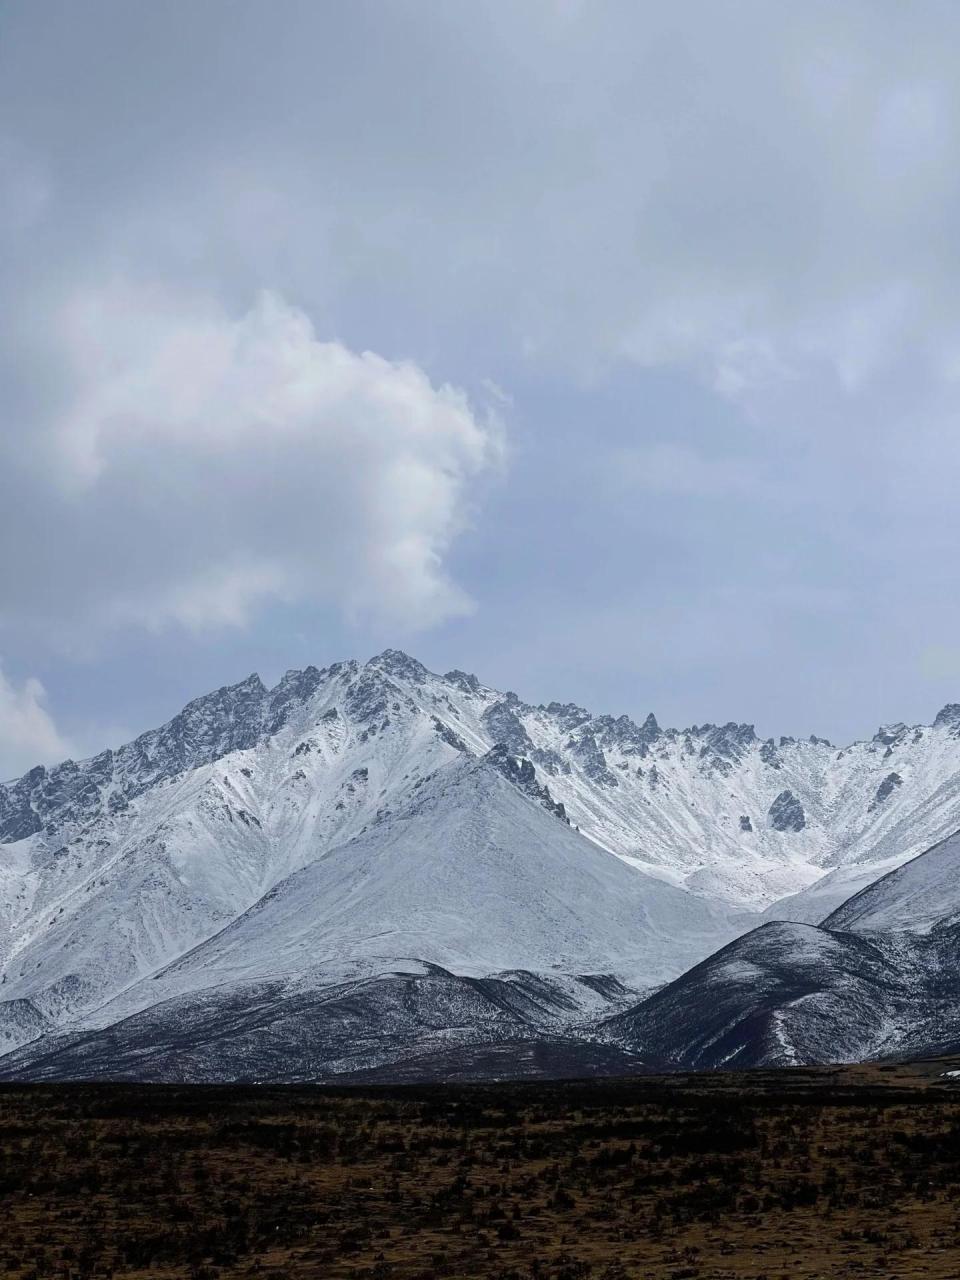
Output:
left=3, top=649, right=960, bottom=1081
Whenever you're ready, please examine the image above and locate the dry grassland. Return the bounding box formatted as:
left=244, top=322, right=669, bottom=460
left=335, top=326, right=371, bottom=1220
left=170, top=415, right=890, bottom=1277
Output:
left=2, top=1062, right=960, bottom=1279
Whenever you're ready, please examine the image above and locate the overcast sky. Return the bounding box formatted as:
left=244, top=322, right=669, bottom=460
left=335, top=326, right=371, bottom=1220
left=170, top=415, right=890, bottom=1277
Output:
left=3, top=0, right=960, bottom=774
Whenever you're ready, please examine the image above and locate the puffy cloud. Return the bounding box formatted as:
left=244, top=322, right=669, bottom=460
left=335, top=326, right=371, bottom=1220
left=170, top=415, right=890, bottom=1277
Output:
left=0, top=665, right=72, bottom=779
left=2, top=285, right=501, bottom=637
left=4, top=2, right=960, bottom=740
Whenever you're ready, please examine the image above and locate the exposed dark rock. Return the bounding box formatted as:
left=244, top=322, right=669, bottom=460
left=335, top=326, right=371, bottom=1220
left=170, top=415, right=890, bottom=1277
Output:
left=0, top=673, right=273, bottom=843
left=482, top=700, right=534, bottom=755
left=542, top=702, right=592, bottom=731
left=874, top=723, right=908, bottom=749
left=565, top=731, right=619, bottom=787
left=483, top=745, right=569, bottom=823
left=344, top=671, right=391, bottom=722
left=368, top=649, right=429, bottom=684
left=870, top=772, right=903, bottom=811
left=700, top=722, right=757, bottom=760
left=768, top=790, right=805, bottom=832
left=935, top=704, right=960, bottom=734
left=591, top=712, right=661, bottom=757
left=432, top=717, right=468, bottom=753
left=443, top=669, right=480, bottom=694
left=265, top=666, right=324, bottom=733
left=529, top=747, right=569, bottom=776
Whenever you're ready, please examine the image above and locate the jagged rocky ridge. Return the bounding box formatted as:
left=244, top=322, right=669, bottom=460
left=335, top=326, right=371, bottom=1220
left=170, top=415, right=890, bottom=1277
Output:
left=5, top=649, right=960, bottom=1079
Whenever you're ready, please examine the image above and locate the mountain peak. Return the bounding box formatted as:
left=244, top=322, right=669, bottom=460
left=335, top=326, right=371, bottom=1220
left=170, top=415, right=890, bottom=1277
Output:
left=367, top=648, right=430, bottom=683
left=934, top=703, right=960, bottom=731
left=444, top=668, right=481, bottom=694
left=10, top=649, right=960, bottom=1082
left=873, top=722, right=908, bottom=747
left=702, top=721, right=757, bottom=753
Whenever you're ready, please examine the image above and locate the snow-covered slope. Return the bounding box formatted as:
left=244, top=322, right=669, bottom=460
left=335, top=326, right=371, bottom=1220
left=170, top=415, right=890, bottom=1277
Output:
left=601, top=922, right=932, bottom=1069
left=87, top=756, right=737, bottom=1011
left=5, top=648, right=960, bottom=1079
left=824, top=828, right=960, bottom=934
left=0, top=757, right=737, bottom=1081
left=603, top=825, right=960, bottom=1070
left=463, top=697, right=960, bottom=915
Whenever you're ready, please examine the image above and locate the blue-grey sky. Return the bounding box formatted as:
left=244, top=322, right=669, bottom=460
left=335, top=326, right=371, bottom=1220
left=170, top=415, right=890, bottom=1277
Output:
left=3, top=0, right=960, bottom=773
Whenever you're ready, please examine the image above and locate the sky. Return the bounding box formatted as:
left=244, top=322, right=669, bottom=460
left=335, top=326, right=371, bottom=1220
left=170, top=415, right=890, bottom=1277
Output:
left=3, top=0, right=960, bottom=775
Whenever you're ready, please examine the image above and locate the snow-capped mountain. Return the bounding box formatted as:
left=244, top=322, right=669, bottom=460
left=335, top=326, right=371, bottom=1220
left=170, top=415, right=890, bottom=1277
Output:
left=5, top=648, right=960, bottom=1080
left=0, top=757, right=729, bottom=1083
left=603, top=829, right=960, bottom=1071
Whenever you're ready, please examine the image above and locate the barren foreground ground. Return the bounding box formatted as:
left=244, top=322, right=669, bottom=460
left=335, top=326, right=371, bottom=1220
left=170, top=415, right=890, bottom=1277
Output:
left=4, top=1062, right=960, bottom=1279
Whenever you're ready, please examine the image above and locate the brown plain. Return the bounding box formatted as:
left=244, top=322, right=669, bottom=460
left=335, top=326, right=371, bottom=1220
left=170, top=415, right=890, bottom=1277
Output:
left=3, top=1060, right=960, bottom=1279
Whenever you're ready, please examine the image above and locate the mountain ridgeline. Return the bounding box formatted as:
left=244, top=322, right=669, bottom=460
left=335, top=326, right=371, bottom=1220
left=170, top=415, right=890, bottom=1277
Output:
left=3, top=649, right=960, bottom=1081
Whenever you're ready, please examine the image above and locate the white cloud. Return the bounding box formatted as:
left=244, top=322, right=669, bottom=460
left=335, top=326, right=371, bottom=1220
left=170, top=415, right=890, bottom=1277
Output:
left=0, top=665, right=72, bottom=779
left=4, top=285, right=502, bottom=636
left=5, top=2, right=960, bottom=743
left=7, top=6, right=960, bottom=426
